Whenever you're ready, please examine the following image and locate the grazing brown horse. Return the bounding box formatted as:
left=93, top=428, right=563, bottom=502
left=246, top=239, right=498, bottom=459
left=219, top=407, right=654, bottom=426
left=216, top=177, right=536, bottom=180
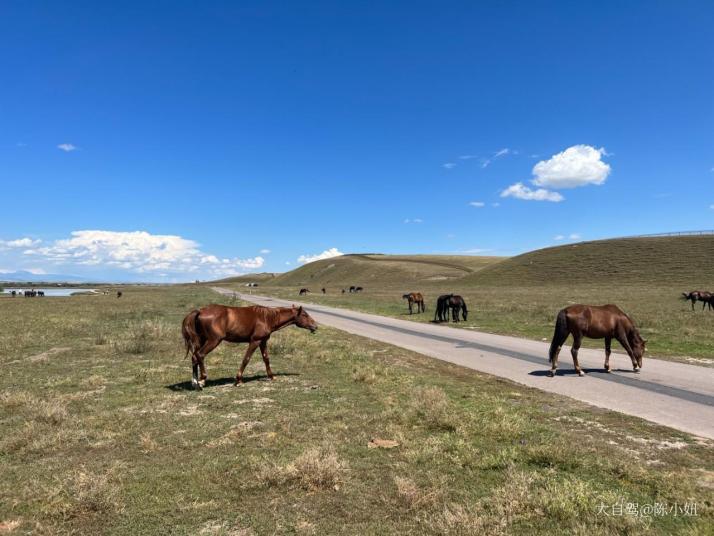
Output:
left=117, top=291, right=123, bottom=298
left=548, top=304, right=646, bottom=377
left=182, top=304, right=318, bottom=389
left=402, top=292, right=426, bottom=314
left=299, top=288, right=310, bottom=296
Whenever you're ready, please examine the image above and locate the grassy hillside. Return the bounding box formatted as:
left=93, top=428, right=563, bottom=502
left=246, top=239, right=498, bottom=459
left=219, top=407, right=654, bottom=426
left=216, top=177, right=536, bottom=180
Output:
left=214, top=272, right=278, bottom=284
left=1, top=286, right=712, bottom=534
left=271, top=254, right=502, bottom=288
left=466, top=235, right=714, bottom=287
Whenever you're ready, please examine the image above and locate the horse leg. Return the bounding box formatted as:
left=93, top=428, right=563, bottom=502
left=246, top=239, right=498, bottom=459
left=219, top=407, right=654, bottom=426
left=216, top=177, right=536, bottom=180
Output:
left=259, top=339, right=274, bottom=380
left=604, top=337, right=612, bottom=372
left=571, top=333, right=585, bottom=376
left=235, top=341, right=260, bottom=385
left=616, top=331, right=639, bottom=372
left=193, top=338, right=221, bottom=389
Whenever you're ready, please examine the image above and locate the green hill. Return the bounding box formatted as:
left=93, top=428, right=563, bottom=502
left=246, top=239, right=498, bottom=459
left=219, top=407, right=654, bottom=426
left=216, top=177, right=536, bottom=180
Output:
left=270, top=254, right=502, bottom=287
left=466, top=235, right=714, bottom=287
left=214, top=272, right=279, bottom=284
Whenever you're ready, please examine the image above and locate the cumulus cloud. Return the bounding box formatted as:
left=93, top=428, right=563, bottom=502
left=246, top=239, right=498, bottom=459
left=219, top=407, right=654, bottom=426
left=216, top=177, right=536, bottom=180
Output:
left=260, top=249, right=271, bottom=254
left=0, top=237, right=41, bottom=248
left=500, top=183, right=563, bottom=202
left=57, top=143, right=77, bottom=152
left=297, top=247, right=343, bottom=264
left=554, top=233, right=581, bottom=241
left=532, top=145, right=610, bottom=188
left=468, top=201, right=485, bottom=207
left=21, top=230, right=263, bottom=276
left=403, top=218, right=423, bottom=224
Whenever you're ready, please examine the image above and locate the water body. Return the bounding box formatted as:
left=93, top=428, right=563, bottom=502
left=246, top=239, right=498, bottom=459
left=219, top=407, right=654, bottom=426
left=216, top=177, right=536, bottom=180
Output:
left=2, top=287, right=97, bottom=297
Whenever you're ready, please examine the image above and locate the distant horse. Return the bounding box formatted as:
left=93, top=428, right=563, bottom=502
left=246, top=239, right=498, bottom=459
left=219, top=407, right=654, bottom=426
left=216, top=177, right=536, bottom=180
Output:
left=349, top=286, right=356, bottom=293
left=402, top=292, right=426, bottom=314
left=321, top=288, right=326, bottom=294
left=299, top=288, right=310, bottom=296
left=682, top=291, right=712, bottom=311
left=117, top=291, right=123, bottom=298
left=37, top=290, right=45, bottom=297
left=182, top=304, right=318, bottom=389
left=447, top=295, right=468, bottom=322
left=10, top=290, right=16, bottom=297
left=354, top=286, right=363, bottom=293
left=341, top=289, right=346, bottom=294
left=548, top=304, right=646, bottom=377
left=434, top=294, right=453, bottom=322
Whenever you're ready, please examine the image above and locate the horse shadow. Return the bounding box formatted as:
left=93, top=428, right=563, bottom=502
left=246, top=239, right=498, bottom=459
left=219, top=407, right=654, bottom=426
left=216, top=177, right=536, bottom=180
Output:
left=529, top=367, right=639, bottom=377
left=165, top=372, right=300, bottom=391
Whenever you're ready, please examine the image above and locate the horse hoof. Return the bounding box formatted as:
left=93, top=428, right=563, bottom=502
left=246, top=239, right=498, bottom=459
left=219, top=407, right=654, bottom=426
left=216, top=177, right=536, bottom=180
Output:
left=578, top=370, right=585, bottom=377
left=548, top=370, right=555, bottom=377
left=633, top=367, right=640, bottom=373
left=604, top=368, right=611, bottom=373
left=192, top=380, right=202, bottom=391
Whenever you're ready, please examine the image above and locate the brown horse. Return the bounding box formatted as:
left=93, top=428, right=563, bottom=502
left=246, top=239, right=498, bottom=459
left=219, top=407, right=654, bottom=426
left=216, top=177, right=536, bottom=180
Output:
left=299, top=288, right=310, bottom=295
left=682, top=290, right=712, bottom=311
left=182, top=304, right=318, bottom=390
left=402, top=292, right=425, bottom=314
left=548, top=304, right=646, bottom=377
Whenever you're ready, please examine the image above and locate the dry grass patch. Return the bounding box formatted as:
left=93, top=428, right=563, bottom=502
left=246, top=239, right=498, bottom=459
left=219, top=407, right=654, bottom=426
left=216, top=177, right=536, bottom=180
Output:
left=0, top=391, right=68, bottom=425
left=254, top=447, right=347, bottom=491
left=43, top=465, right=124, bottom=521
left=394, top=476, right=442, bottom=509
left=408, top=386, right=457, bottom=432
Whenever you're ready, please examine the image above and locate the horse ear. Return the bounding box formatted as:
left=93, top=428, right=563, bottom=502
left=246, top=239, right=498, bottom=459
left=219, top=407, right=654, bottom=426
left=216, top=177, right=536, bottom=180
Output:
left=298, top=306, right=303, bottom=313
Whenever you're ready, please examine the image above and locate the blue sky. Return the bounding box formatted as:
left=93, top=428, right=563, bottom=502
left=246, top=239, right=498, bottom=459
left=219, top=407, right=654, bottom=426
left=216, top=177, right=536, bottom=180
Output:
left=1, top=1, right=712, bottom=281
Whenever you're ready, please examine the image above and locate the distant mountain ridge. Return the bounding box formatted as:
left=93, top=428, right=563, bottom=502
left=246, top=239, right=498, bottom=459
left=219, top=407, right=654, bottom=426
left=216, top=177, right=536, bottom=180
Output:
left=0, top=271, right=89, bottom=283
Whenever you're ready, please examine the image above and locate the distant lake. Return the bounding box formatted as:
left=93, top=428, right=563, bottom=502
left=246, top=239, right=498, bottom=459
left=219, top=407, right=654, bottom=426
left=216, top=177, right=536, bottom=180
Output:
left=2, top=287, right=97, bottom=297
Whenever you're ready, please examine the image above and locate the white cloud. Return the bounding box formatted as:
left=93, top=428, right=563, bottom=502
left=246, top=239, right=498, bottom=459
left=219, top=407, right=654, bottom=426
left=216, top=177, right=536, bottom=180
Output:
left=443, top=163, right=456, bottom=169
left=468, top=201, right=485, bottom=207
left=500, top=182, right=563, bottom=202
left=297, top=247, right=343, bottom=264
left=459, top=155, right=478, bottom=160
left=491, top=202, right=500, bottom=207
left=710, top=204, right=714, bottom=210
left=285, top=261, right=292, bottom=265
left=481, top=148, right=512, bottom=168
left=554, top=233, right=581, bottom=241
left=0, top=237, right=41, bottom=248
left=403, top=218, right=423, bottom=224
left=460, top=248, right=492, bottom=254
left=259, top=249, right=271, bottom=254
left=532, top=145, right=610, bottom=189
left=57, top=143, right=77, bottom=152
left=22, top=230, right=263, bottom=276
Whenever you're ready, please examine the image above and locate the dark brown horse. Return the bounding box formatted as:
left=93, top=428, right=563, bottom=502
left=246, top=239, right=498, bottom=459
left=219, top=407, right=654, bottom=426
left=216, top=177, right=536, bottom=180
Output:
left=682, top=290, right=712, bottom=311
left=402, top=292, right=425, bottom=314
left=182, top=304, right=318, bottom=390
left=299, top=288, right=310, bottom=296
left=548, top=304, right=646, bottom=377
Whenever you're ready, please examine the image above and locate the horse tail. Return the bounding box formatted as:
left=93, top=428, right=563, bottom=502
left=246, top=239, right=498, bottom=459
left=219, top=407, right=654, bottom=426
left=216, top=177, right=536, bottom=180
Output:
left=548, top=309, right=569, bottom=364
left=461, top=300, right=468, bottom=320
left=182, top=309, right=201, bottom=360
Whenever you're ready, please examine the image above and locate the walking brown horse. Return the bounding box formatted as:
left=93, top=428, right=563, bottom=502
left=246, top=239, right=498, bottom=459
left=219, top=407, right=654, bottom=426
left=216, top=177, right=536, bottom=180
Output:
left=182, top=304, right=318, bottom=390
left=402, top=292, right=425, bottom=314
left=548, top=304, right=646, bottom=377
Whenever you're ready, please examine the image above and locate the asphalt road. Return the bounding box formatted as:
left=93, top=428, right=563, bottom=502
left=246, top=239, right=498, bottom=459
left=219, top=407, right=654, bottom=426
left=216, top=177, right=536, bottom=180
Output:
left=213, top=287, right=714, bottom=439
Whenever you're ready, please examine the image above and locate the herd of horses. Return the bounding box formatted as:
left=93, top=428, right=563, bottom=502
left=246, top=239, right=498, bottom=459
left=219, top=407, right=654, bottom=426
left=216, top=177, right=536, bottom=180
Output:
left=9, top=290, right=45, bottom=297
left=682, top=290, right=714, bottom=311
left=174, top=284, right=714, bottom=387
left=299, top=286, right=363, bottom=295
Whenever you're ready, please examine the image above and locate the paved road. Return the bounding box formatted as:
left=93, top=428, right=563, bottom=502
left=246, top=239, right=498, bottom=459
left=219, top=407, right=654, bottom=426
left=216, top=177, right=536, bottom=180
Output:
left=213, top=288, right=714, bottom=439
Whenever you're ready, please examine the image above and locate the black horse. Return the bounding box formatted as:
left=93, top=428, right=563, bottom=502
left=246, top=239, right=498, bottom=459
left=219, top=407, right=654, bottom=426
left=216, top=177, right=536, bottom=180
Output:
left=448, top=295, right=468, bottom=322
left=434, top=294, right=468, bottom=322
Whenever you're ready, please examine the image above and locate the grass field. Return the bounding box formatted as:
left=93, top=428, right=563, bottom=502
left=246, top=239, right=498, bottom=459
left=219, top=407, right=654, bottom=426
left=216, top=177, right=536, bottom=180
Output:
left=1, top=286, right=713, bottom=534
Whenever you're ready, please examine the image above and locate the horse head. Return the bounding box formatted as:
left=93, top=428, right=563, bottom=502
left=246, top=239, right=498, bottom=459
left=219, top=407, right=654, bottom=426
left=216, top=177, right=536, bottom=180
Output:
left=294, top=306, right=318, bottom=333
